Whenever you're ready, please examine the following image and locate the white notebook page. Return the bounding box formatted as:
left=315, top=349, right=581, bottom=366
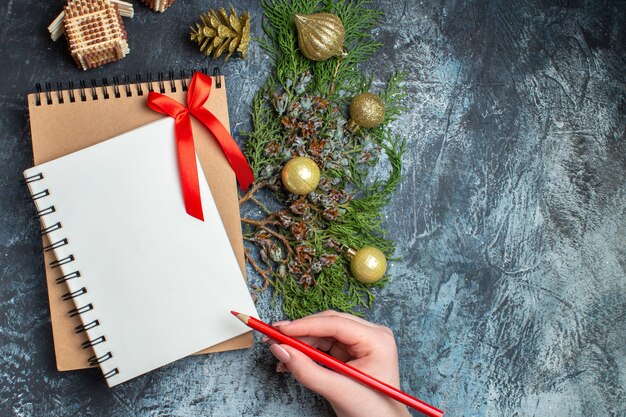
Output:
left=24, top=118, right=257, bottom=387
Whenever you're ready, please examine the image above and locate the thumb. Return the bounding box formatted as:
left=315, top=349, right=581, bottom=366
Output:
left=270, top=344, right=349, bottom=399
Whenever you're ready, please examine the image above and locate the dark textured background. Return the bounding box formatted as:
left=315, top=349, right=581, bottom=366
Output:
left=1, top=0, right=625, bottom=416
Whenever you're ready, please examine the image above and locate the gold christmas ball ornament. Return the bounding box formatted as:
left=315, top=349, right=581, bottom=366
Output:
left=294, top=13, right=346, bottom=61
left=281, top=157, right=321, bottom=195
left=347, top=246, right=388, bottom=284
left=346, top=92, right=386, bottom=132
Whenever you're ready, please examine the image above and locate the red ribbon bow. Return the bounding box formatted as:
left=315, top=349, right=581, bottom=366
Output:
left=147, top=71, right=254, bottom=221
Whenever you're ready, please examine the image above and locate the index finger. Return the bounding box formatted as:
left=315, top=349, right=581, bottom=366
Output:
left=276, top=315, right=379, bottom=348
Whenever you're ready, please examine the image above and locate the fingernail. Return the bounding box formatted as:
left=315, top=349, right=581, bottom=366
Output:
left=272, top=320, right=291, bottom=327
left=261, top=336, right=269, bottom=343
left=269, top=344, right=291, bottom=363
left=276, top=362, right=289, bottom=373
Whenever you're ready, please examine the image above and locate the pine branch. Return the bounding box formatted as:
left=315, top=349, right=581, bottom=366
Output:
left=239, top=181, right=268, bottom=206
left=381, top=70, right=409, bottom=124
left=239, top=0, right=409, bottom=319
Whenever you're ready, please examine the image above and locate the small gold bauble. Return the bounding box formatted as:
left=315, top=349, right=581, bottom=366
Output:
left=348, top=246, right=387, bottom=284
left=281, top=157, right=321, bottom=195
left=346, top=92, right=386, bottom=132
left=294, top=13, right=345, bottom=61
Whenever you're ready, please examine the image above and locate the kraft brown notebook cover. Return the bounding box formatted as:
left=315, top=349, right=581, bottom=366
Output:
left=27, top=71, right=252, bottom=371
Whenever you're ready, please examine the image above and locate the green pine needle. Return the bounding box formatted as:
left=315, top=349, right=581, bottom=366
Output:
left=241, top=0, right=409, bottom=319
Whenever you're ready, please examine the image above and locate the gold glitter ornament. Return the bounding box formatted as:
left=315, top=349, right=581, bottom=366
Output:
left=294, top=13, right=346, bottom=61
left=281, top=157, right=321, bottom=195
left=347, top=246, right=387, bottom=284
left=346, top=92, right=386, bottom=132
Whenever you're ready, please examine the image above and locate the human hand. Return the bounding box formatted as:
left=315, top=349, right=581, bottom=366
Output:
left=264, top=310, right=411, bottom=417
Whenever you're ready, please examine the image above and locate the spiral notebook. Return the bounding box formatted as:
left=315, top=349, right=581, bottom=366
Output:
left=24, top=117, right=257, bottom=386
left=26, top=69, right=254, bottom=373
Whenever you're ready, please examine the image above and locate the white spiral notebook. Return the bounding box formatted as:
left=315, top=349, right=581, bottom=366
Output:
left=23, top=118, right=257, bottom=387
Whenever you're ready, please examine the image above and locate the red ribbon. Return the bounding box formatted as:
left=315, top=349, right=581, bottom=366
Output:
left=147, top=72, right=254, bottom=221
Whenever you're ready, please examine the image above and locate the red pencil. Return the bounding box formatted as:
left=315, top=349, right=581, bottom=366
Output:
left=231, top=311, right=444, bottom=417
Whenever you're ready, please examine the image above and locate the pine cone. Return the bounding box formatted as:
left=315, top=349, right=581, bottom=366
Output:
left=141, top=0, right=175, bottom=13
left=190, top=6, right=250, bottom=61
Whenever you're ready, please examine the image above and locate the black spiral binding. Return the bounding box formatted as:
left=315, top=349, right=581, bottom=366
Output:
left=180, top=69, right=189, bottom=91
left=40, top=222, right=62, bottom=236
left=68, top=81, right=76, bottom=102
left=62, top=287, right=87, bottom=301
left=69, top=304, right=94, bottom=318
left=123, top=75, right=132, bottom=97
left=24, top=172, right=119, bottom=380
left=29, top=189, right=49, bottom=201
left=56, top=270, right=80, bottom=283
left=112, top=76, right=121, bottom=98
left=79, top=80, right=87, bottom=101
left=49, top=254, right=74, bottom=268
left=74, top=317, right=98, bottom=330
left=56, top=82, right=64, bottom=104
left=82, top=335, right=106, bottom=349
left=101, top=368, right=120, bottom=379
left=213, top=67, right=222, bottom=88
left=22, top=172, right=43, bottom=184
left=158, top=72, right=166, bottom=93
left=45, top=83, right=53, bottom=105
left=146, top=72, right=154, bottom=93
left=35, top=84, right=42, bottom=106
left=44, top=238, right=68, bottom=252
left=89, top=352, right=113, bottom=366
left=90, top=79, right=98, bottom=101
left=33, top=68, right=221, bottom=107
left=34, top=206, right=56, bottom=218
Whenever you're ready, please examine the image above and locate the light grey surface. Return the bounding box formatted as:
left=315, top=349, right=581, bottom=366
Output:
left=0, top=0, right=624, bottom=416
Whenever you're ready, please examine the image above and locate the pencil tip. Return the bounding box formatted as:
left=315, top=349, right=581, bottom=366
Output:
left=230, top=311, right=250, bottom=324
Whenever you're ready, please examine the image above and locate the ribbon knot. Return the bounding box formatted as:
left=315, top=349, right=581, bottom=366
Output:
left=147, top=71, right=254, bottom=221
